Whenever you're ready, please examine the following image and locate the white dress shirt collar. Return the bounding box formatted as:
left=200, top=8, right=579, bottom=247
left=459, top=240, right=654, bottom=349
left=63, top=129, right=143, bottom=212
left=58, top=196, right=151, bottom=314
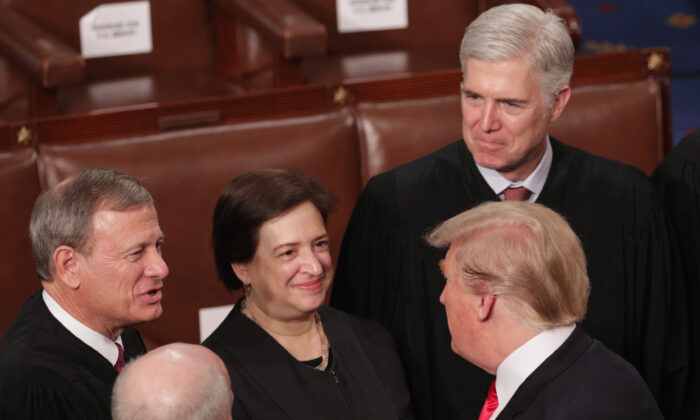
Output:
left=491, top=323, right=576, bottom=419
left=42, top=289, right=123, bottom=365
left=475, top=137, right=553, bottom=203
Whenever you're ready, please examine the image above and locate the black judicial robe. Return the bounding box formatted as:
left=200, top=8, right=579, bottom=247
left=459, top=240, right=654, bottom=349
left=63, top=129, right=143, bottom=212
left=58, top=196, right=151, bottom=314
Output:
left=653, top=128, right=700, bottom=419
left=203, top=301, right=413, bottom=419
left=331, top=139, right=687, bottom=420
left=496, top=326, right=662, bottom=419
left=0, top=289, right=147, bottom=420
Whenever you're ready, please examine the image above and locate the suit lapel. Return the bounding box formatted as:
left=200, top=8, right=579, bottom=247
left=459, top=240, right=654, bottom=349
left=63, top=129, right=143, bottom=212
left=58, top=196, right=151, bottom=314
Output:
left=497, top=326, right=593, bottom=418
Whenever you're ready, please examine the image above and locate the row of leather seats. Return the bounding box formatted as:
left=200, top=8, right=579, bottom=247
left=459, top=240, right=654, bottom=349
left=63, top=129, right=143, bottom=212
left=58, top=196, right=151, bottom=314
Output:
left=0, top=52, right=668, bottom=348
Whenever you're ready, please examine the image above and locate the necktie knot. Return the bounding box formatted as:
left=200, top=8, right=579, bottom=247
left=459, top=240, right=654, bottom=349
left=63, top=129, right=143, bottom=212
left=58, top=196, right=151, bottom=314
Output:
left=503, top=186, right=531, bottom=202
left=478, top=380, right=499, bottom=420
left=114, top=342, right=125, bottom=372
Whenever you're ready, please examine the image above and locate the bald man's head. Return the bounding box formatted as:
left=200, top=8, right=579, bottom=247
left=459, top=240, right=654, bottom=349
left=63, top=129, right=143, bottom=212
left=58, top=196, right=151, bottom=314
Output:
left=112, top=343, right=233, bottom=420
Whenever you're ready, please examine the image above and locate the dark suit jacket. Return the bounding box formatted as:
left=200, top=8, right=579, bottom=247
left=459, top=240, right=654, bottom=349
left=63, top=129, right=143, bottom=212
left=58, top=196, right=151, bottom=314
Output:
left=0, top=289, right=146, bottom=420
left=497, top=326, right=663, bottom=419
left=203, top=302, right=413, bottom=419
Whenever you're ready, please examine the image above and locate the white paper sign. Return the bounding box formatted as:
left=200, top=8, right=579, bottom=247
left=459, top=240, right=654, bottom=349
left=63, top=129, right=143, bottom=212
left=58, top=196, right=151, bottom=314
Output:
left=337, top=0, right=408, bottom=33
left=80, top=1, right=153, bottom=59
left=198, top=304, right=234, bottom=343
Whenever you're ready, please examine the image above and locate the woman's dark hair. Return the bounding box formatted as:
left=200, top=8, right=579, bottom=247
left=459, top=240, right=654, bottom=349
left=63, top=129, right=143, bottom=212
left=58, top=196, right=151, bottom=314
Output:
left=212, top=169, right=336, bottom=291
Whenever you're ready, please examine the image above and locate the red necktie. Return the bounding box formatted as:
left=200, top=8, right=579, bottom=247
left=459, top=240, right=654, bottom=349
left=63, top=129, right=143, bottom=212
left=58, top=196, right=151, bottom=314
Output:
left=503, top=186, right=531, bottom=201
left=478, top=380, right=499, bottom=420
left=114, top=342, right=125, bottom=372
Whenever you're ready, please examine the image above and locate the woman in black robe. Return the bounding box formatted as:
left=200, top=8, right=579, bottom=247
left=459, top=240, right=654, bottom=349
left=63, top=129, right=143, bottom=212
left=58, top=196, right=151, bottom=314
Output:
left=203, top=169, right=413, bottom=419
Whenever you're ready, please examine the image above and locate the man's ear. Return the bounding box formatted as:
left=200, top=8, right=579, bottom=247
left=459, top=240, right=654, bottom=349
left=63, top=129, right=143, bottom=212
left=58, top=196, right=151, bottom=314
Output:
left=548, top=85, right=571, bottom=123
left=477, top=294, right=496, bottom=322
left=231, top=263, right=249, bottom=285
left=53, top=246, right=81, bottom=289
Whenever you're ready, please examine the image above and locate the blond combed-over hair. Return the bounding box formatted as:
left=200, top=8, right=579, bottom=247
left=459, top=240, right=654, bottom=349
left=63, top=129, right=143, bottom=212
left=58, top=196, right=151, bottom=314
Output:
left=428, top=201, right=589, bottom=330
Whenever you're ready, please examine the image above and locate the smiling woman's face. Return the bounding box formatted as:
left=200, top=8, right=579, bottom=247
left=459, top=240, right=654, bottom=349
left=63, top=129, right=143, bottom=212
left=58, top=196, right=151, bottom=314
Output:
left=235, top=201, right=333, bottom=322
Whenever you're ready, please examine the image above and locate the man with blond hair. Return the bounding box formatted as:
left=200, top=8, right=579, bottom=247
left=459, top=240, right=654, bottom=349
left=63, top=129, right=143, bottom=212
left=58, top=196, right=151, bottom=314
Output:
left=428, top=201, right=661, bottom=419
left=332, top=3, right=685, bottom=418
left=112, top=343, right=233, bottom=420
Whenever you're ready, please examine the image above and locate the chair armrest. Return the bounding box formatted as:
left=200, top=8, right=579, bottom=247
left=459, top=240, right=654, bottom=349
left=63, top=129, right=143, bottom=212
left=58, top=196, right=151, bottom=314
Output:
left=0, top=6, right=85, bottom=88
left=215, top=0, right=327, bottom=58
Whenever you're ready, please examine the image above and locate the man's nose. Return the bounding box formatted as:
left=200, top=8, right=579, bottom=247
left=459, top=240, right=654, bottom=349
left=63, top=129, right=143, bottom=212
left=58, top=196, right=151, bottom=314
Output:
left=479, top=102, right=500, bottom=133
left=145, top=249, right=169, bottom=279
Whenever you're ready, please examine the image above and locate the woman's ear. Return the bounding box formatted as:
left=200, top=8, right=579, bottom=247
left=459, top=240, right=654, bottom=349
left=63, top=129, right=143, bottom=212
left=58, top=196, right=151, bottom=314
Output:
left=231, top=262, right=249, bottom=284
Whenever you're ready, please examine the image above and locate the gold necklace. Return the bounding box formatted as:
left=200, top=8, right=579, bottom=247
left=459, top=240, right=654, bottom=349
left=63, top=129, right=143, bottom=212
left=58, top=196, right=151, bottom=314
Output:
left=314, top=311, right=330, bottom=371
left=242, top=299, right=330, bottom=370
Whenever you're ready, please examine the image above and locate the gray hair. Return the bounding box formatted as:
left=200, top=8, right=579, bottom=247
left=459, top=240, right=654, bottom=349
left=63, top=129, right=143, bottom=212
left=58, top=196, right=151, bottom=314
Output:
left=29, top=168, right=153, bottom=281
left=112, top=346, right=232, bottom=420
left=427, top=201, right=589, bottom=330
left=459, top=4, right=574, bottom=108
left=112, top=364, right=231, bottom=420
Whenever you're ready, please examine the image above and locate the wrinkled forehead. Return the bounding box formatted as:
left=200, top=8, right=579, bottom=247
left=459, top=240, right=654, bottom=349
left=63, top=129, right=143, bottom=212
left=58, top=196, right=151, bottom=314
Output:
left=90, top=202, right=158, bottom=226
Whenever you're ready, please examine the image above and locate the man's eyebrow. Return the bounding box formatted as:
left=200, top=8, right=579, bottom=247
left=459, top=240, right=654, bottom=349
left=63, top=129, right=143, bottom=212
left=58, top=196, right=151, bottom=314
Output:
left=497, top=97, right=528, bottom=105
left=460, top=84, right=528, bottom=105
left=461, top=86, right=480, bottom=96
left=438, top=259, right=446, bottom=275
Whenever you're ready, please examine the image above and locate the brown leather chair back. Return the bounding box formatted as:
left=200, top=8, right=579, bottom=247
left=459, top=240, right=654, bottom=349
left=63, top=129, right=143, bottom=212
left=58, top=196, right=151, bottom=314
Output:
left=0, top=149, right=42, bottom=336
left=550, top=80, right=665, bottom=174
left=356, top=95, right=461, bottom=185
left=357, top=79, right=665, bottom=183
left=36, top=109, right=361, bottom=347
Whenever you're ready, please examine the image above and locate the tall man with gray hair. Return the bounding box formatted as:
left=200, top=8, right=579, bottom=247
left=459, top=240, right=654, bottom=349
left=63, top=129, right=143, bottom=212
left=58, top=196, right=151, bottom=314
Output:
left=331, top=3, right=685, bottom=418
left=112, top=343, right=234, bottom=420
left=428, top=201, right=662, bottom=419
left=0, top=168, right=169, bottom=419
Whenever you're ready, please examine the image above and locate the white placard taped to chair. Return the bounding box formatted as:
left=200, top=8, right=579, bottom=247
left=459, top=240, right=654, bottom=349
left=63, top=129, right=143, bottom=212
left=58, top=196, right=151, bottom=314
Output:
left=80, top=1, right=153, bottom=59
left=198, top=304, right=234, bottom=343
left=336, top=0, right=408, bottom=33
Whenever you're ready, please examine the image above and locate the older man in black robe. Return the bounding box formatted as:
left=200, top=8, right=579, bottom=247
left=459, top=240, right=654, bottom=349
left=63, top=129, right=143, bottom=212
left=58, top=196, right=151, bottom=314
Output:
left=331, top=4, right=686, bottom=419
left=0, top=168, right=169, bottom=419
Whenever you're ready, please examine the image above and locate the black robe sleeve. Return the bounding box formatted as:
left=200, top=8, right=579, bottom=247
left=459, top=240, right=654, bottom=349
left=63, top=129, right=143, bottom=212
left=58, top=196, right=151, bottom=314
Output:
left=630, top=189, right=687, bottom=419
left=652, top=129, right=700, bottom=419
left=540, top=141, right=688, bottom=419
left=331, top=173, right=405, bottom=323
left=0, top=366, right=91, bottom=420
